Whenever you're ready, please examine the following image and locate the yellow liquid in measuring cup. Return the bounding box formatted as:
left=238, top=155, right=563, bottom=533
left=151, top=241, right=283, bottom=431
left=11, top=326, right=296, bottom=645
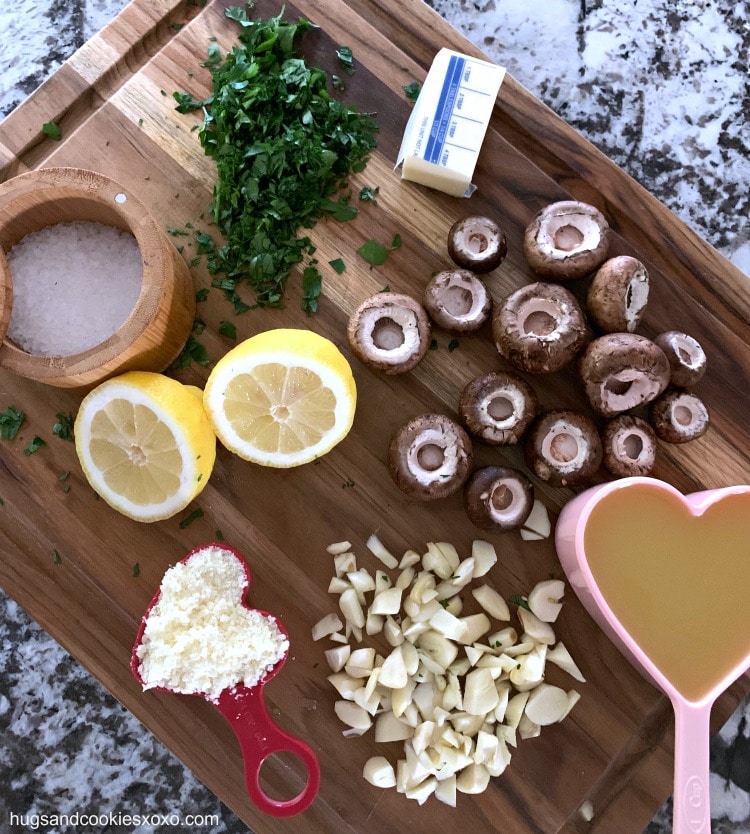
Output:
left=584, top=484, right=750, bottom=702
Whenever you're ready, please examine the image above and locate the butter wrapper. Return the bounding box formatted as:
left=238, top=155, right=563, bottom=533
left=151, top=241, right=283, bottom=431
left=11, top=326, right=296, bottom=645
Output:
left=396, top=48, right=506, bottom=198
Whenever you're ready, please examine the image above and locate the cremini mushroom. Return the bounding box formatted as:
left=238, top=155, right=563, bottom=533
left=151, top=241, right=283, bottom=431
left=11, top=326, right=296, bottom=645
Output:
left=422, top=269, right=492, bottom=333
left=649, top=388, right=710, bottom=443
left=463, top=466, right=534, bottom=532
left=578, top=333, right=670, bottom=417
left=586, top=255, right=650, bottom=333
left=492, top=282, right=589, bottom=374
left=653, top=331, right=707, bottom=387
left=523, top=200, right=611, bottom=280
left=524, top=410, right=602, bottom=487
left=602, top=414, right=658, bottom=477
left=447, top=216, right=507, bottom=274
left=347, top=292, right=431, bottom=374
left=459, top=371, right=538, bottom=445
left=388, top=413, right=473, bottom=500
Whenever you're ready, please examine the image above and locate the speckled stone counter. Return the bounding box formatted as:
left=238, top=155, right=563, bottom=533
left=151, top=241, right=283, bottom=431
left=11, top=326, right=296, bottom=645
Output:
left=1, top=1, right=749, bottom=832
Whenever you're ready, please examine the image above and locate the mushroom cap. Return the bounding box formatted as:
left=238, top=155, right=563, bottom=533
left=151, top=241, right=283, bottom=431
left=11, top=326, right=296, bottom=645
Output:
left=422, top=269, right=492, bottom=333
left=602, top=414, right=657, bottom=478
left=649, top=387, right=710, bottom=443
left=492, top=281, right=589, bottom=374
left=578, top=333, right=670, bottom=417
left=586, top=255, right=650, bottom=333
left=523, top=200, right=611, bottom=280
left=447, top=216, right=507, bottom=274
left=524, top=409, right=602, bottom=487
left=463, top=465, right=534, bottom=532
left=653, top=330, right=707, bottom=387
left=459, top=370, right=538, bottom=445
left=347, top=292, right=431, bottom=374
left=388, top=413, right=473, bottom=501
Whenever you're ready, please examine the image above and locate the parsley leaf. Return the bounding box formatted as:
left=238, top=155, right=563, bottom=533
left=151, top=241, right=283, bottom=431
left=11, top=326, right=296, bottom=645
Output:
left=357, top=239, right=389, bottom=266
left=329, top=257, right=346, bottom=275
left=359, top=186, right=379, bottom=204
left=0, top=406, right=25, bottom=441
left=42, top=121, right=62, bottom=140
left=24, top=436, right=46, bottom=456
left=336, top=46, right=354, bottom=73
left=171, top=334, right=210, bottom=369
left=52, top=412, right=74, bottom=441
left=509, top=594, right=531, bottom=611
left=179, top=507, right=204, bottom=528
left=218, top=320, right=237, bottom=340
left=302, top=264, right=322, bottom=315
left=403, top=81, right=421, bottom=102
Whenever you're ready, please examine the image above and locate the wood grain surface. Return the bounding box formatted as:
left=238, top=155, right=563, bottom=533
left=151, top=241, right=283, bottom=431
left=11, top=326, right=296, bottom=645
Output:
left=1, top=0, right=749, bottom=831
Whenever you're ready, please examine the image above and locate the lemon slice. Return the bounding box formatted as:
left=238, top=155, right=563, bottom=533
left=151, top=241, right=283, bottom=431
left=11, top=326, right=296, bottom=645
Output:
left=204, top=328, right=357, bottom=467
left=74, top=371, right=216, bottom=522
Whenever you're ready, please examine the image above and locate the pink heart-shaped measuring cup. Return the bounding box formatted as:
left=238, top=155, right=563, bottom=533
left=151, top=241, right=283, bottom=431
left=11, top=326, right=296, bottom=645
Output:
left=556, top=477, right=750, bottom=834
left=131, top=542, right=320, bottom=817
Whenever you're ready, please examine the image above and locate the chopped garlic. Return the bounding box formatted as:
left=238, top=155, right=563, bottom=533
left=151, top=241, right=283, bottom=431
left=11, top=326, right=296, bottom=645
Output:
left=316, top=535, right=584, bottom=807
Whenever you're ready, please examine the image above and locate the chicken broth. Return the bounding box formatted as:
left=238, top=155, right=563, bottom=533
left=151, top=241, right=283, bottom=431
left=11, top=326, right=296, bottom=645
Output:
left=583, top=484, right=750, bottom=703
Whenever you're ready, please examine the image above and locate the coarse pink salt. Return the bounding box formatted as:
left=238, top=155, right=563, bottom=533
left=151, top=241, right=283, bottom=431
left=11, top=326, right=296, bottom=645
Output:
left=6, top=220, right=142, bottom=356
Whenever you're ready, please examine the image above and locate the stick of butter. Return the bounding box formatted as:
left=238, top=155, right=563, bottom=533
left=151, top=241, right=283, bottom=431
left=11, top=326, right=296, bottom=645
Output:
left=396, top=49, right=506, bottom=198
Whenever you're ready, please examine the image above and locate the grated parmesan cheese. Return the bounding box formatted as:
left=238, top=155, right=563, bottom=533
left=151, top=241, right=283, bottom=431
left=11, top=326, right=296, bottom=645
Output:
left=136, top=545, right=289, bottom=702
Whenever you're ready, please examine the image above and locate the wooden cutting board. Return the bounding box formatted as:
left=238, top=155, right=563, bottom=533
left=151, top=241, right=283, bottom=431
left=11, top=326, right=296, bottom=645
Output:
left=1, top=0, right=749, bottom=831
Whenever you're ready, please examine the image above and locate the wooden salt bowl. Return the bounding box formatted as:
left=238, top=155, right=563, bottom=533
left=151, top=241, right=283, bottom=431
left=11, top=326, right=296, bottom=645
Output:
left=0, top=167, right=195, bottom=388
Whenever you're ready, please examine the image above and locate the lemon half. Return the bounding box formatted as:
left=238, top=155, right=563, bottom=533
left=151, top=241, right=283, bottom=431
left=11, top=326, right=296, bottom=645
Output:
left=74, top=371, right=216, bottom=522
left=203, top=329, right=357, bottom=468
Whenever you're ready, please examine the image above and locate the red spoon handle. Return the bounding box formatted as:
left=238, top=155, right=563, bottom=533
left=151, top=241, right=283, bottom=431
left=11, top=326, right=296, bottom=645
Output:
left=216, top=684, right=320, bottom=817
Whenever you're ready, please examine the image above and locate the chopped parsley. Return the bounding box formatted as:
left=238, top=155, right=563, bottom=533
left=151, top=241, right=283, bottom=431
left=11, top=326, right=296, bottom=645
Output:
left=302, top=264, right=322, bottom=315
left=24, top=436, right=46, bottom=456
left=0, top=406, right=25, bottom=441
left=218, top=319, right=237, bottom=340
left=336, top=45, right=354, bottom=73
left=52, top=412, right=74, bottom=441
left=42, top=121, right=62, bottom=140
left=359, top=186, right=379, bottom=204
left=52, top=549, right=62, bottom=564
left=403, top=81, right=421, bottom=102
left=176, top=6, right=377, bottom=312
left=357, top=239, right=389, bottom=266
left=509, top=594, right=531, bottom=611
left=132, top=562, right=141, bottom=577
left=328, top=258, right=346, bottom=275
left=179, top=507, right=205, bottom=528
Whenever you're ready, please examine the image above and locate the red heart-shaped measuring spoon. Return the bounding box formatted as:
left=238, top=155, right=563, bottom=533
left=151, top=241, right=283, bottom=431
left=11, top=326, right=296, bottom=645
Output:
left=131, top=542, right=320, bottom=817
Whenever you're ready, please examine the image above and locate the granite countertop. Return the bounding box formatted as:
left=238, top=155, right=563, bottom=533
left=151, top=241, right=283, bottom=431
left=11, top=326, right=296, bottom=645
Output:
left=1, top=1, right=749, bottom=832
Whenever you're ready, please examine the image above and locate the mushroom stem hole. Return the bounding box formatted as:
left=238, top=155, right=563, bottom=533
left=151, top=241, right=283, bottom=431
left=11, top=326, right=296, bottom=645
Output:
left=621, top=432, right=644, bottom=460
left=417, top=442, right=446, bottom=471
left=443, top=286, right=474, bottom=317
left=491, top=482, right=514, bottom=512
left=674, top=405, right=694, bottom=426
left=523, top=311, right=556, bottom=336
left=604, top=377, right=633, bottom=396
left=487, top=395, right=515, bottom=421
left=372, top=317, right=405, bottom=350
left=549, top=431, right=579, bottom=463
left=467, top=232, right=489, bottom=254
left=553, top=224, right=585, bottom=252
